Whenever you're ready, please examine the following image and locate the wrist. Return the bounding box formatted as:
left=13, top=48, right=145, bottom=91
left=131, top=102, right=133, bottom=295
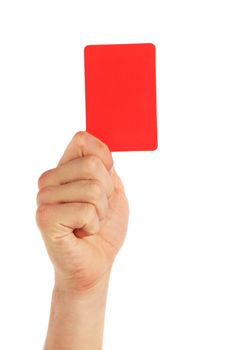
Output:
left=44, top=269, right=112, bottom=350
left=54, top=266, right=112, bottom=299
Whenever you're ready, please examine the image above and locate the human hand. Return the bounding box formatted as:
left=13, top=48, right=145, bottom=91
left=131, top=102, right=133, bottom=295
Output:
left=36, top=131, right=129, bottom=295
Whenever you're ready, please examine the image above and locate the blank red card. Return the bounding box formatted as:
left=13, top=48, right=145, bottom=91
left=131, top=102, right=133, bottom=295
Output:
left=84, top=43, right=157, bottom=152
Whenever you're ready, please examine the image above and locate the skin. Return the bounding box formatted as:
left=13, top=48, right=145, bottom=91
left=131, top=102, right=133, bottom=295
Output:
left=35, top=131, right=129, bottom=350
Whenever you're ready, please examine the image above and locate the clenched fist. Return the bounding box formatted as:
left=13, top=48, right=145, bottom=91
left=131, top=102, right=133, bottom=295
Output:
left=35, top=131, right=129, bottom=294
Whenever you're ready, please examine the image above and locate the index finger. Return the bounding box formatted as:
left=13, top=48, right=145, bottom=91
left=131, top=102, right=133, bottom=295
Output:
left=57, top=131, right=114, bottom=171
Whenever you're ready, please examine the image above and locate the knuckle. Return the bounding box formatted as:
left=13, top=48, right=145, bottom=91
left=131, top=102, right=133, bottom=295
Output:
left=90, top=181, right=104, bottom=199
left=81, top=202, right=99, bottom=234
left=35, top=204, right=51, bottom=227
left=85, top=203, right=96, bottom=221
left=97, top=141, right=112, bottom=159
left=97, top=140, right=107, bottom=152
left=73, top=131, right=85, bottom=147
left=104, top=142, right=110, bottom=152
left=36, top=186, right=53, bottom=205
left=96, top=141, right=112, bottom=164
left=38, top=170, right=52, bottom=189
left=86, top=155, right=101, bottom=172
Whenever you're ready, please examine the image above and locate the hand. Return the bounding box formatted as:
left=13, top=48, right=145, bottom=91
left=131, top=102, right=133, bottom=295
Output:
left=36, top=131, right=129, bottom=295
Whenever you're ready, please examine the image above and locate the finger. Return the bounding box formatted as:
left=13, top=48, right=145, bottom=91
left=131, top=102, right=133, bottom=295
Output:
left=36, top=202, right=100, bottom=239
left=38, top=155, right=114, bottom=197
left=57, top=131, right=114, bottom=172
left=37, top=179, right=108, bottom=220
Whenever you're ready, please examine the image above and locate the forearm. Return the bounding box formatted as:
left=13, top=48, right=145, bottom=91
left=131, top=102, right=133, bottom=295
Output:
left=43, top=272, right=111, bottom=350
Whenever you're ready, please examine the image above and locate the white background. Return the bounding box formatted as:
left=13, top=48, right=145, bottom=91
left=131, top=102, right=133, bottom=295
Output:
left=0, top=1, right=232, bottom=349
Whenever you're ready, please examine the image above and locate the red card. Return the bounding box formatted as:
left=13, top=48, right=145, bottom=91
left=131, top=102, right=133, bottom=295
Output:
left=84, top=43, right=157, bottom=152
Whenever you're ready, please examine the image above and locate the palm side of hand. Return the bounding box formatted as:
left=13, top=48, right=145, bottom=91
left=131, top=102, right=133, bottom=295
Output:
left=37, top=132, right=129, bottom=293
left=46, top=167, right=129, bottom=292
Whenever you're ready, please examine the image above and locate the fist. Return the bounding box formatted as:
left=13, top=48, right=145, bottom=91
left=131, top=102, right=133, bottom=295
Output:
left=35, top=131, right=129, bottom=293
